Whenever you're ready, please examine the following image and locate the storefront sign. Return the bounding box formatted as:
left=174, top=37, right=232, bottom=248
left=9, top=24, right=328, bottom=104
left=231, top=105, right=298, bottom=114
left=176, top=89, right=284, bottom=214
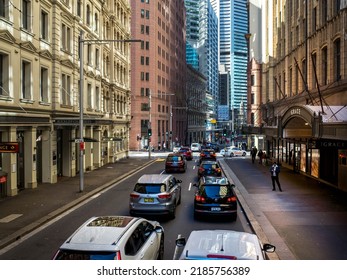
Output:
left=316, top=140, right=347, bottom=148
left=290, top=108, right=301, bottom=115
left=0, top=142, right=19, bottom=153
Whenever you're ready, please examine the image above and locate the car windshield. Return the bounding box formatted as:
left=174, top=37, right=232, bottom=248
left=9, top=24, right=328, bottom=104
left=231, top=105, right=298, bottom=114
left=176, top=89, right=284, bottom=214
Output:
left=55, top=250, right=117, bottom=260
left=134, top=184, right=166, bottom=194
left=179, top=148, right=188, bottom=152
left=202, top=186, right=231, bottom=197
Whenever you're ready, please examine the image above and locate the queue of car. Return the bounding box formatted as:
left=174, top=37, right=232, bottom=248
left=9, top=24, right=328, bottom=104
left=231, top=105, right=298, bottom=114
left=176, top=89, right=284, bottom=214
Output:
left=54, top=144, right=276, bottom=260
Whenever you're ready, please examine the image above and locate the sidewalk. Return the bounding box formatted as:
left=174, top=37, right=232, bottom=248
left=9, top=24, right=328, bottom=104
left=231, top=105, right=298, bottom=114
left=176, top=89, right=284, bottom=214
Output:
left=0, top=156, right=155, bottom=250
left=220, top=157, right=347, bottom=260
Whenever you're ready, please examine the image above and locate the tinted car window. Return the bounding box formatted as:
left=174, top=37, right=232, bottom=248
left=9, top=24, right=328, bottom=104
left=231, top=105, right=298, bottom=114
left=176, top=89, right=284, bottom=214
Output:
left=202, top=163, right=218, bottom=169
left=125, top=226, right=145, bottom=256
left=202, top=185, right=231, bottom=198
left=54, top=250, right=117, bottom=260
left=134, top=184, right=166, bottom=194
left=167, top=156, right=183, bottom=161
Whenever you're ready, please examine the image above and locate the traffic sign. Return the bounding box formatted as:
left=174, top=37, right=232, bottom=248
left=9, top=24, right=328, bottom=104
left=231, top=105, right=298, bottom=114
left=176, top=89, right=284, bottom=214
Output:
left=74, top=139, right=84, bottom=143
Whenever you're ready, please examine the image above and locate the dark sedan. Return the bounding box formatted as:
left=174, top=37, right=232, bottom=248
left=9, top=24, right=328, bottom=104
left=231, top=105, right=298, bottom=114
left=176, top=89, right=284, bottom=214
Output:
left=197, top=161, right=222, bottom=178
left=178, top=146, right=193, bottom=161
left=165, top=153, right=187, bottom=173
left=193, top=176, right=237, bottom=221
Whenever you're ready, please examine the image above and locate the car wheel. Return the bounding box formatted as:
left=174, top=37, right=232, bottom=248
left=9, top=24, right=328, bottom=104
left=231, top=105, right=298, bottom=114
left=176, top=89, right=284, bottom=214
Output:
left=230, top=153, right=234, bottom=157
left=157, top=236, right=164, bottom=260
left=169, top=204, right=176, bottom=219
left=231, top=213, right=237, bottom=221
left=242, top=152, right=246, bottom=156
left=193, top=211, right=199, bottom=220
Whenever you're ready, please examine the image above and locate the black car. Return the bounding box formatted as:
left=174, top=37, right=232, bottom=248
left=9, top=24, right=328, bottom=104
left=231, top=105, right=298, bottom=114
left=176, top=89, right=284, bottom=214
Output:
left=198, top=149, right=217, bottom=164
left=193, top=176, right=237, bottom=221
left=165, top=153, right=187, bottom=173
left=197, top=160, right=222, bottom=178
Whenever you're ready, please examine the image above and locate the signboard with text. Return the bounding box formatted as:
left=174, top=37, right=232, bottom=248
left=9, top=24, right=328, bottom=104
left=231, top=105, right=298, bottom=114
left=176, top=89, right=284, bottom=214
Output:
left=0, top=142, right=19, bottom=153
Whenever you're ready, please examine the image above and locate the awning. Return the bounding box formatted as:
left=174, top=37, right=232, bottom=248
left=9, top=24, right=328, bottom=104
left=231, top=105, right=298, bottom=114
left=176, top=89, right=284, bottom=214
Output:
left=69, top=137, right=98, bottom=142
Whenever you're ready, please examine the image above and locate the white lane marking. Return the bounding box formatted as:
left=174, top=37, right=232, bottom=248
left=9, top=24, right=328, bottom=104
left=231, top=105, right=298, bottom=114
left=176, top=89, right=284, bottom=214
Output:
left=188, top=182, right=192, bottom=191
left=0, top=214, right=23, bottom=223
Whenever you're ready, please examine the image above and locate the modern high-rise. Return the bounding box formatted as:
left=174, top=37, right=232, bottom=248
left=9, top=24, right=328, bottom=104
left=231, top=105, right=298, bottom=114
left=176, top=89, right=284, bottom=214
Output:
left=218, top=0, right=248, bottom=130
left=185, top=0, right=200, bottom=70
left=198, top=0, right=219, bottom=114
left=130, top=0, right=187, bottom=150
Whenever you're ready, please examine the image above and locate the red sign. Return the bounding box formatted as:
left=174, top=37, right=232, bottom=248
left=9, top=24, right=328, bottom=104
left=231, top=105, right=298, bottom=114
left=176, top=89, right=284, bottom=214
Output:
left=0, top=176, right=7, bottom=183
left=0, top=142, right=19, bottom=153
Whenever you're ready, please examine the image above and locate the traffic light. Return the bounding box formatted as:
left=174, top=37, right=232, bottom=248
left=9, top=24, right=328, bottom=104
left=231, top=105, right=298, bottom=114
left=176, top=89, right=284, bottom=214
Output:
left=148, top=128, right=152, bottom=136
left=223, top=128, right=227, bottom=136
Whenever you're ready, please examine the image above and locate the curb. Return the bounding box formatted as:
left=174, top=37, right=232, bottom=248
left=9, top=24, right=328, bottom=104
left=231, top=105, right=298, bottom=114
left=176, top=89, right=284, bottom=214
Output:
left=0, top=160, right=156, bottom=250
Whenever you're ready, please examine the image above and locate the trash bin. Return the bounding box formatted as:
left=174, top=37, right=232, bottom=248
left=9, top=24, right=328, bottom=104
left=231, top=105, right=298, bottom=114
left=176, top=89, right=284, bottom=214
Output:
left=0, top=171, right=8, bottom=198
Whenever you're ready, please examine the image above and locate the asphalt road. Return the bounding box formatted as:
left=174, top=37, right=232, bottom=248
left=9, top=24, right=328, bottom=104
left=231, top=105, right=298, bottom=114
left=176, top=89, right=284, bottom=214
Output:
left=0, top=156, right=250, bottom=260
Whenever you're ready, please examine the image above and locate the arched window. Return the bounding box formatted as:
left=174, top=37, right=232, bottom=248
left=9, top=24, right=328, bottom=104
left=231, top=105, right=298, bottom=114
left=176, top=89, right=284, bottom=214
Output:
left=86, top=5, right=91, bottom=25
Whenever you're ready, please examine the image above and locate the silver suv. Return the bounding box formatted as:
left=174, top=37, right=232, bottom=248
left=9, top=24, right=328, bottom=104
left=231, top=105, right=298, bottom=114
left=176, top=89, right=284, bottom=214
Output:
left=53, top=216, right=164, bottom=260
left=129, top=174, right=182, bottom=219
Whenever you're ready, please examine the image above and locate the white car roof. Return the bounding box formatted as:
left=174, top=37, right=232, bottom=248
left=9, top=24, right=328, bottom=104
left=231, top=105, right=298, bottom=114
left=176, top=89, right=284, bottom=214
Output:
left=60, top=216, right=138, bottom=251
left=137, top=174, right=172, bottom=184
left=180, top=230, right=264, bottom=260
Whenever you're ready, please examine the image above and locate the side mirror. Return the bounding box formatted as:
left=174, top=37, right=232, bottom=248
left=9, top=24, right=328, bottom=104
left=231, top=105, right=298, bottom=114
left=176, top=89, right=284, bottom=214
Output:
left=155, top=226, right=163, bottom=234
left=175, top=235, right=186, bottom=247
left=263, top=243, right=276, bottom=253
left=177, top=179, right=182, bottom=183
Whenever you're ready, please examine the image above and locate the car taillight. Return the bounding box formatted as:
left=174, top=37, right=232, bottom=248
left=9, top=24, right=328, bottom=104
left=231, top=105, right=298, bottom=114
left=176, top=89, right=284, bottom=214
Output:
left=195, top=195, right=206, bottom=202
left=130, top=193, right=140, bottom=198
left=227, top=196, right=237, bottom=202
left=115, top=251, right=122, bottom=260
left=199, top=167, right=204, bottom=172
left=158, top=193, right=171, bottom=199
left=216, top=168, right=221, bottom=173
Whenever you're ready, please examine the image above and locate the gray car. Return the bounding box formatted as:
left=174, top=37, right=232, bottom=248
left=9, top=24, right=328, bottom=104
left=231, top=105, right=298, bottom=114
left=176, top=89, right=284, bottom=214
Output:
left=129, top=174, right=182, bottom=219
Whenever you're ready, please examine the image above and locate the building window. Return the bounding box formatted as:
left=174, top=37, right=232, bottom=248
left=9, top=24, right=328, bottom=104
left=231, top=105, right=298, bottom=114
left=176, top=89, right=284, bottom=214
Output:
left=77, top=0, right=82, bottom=17
left=94, top=13, right=99, bottom=32
left=87, top=44, right=92, bottom=65
left=0, top=52, right=9, bottom=96
left=40, top=67, right=49, bottom=103
left=141, top=9, right=145, bottom=18
left=145, top=72, right=149, bottom=81
left=21, top=60, right=31, bottom=99
left=87, top=83, right=92, bottom=108
left=158, top=104, right=161, bottom=112
left=334, top=38, right=341, bottom=81
left=61, top=23, right=71, bottom=52
left=141, top=103, right=150, bottom=111
left=312, top=7, right=316, bottom=33
left=141, top=56, right=144, bottom=65
left=61, top=73, right=71, bottom=105
left=251, top=75, right=255, bottom=86
left=141, top=72, right=144, bottom=81
left=322, top=46, right=328, bottom=86
left=95, top=48, right=100, bottom=69
left=302, top=58, right=306, bottom=91
left=0, top=0, right=9, bottom=19
left=95, top=86, right=100, bottom=110
left=86, top=5, right=91, bottom=26
left=311, top=52, right=317, bottom=88
left=251, top=93, right=254, bottom=104
left=40, top=9, right=49, bottom=40
left=22, top=0, right=32, bottom=31
left=321, top=0, right=327, bottom=25
left=333, top=0, right=341, bottom=16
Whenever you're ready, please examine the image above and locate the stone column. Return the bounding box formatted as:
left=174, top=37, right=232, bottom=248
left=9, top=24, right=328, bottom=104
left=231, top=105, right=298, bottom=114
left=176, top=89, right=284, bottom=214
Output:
left=24, top=128, right=37, bottom=189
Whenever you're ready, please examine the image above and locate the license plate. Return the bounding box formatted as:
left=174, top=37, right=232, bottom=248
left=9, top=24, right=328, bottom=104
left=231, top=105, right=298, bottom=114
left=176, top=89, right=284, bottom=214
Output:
left=144, top=198, right=154, bottom=203
left=211, top=207, right=221, bottom=211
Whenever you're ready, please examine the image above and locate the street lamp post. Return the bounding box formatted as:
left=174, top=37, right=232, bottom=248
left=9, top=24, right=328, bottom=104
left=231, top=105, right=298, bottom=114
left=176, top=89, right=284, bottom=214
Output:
left=78, top=31, right=141, bottom=192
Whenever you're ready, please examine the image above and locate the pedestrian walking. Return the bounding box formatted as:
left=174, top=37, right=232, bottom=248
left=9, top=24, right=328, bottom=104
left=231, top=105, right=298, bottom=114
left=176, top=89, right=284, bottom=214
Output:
left=270, top=161, right=282, bottom=191
left=257, top=149, right=264, bottom=164
left=251, top=146, right=258, bottom=163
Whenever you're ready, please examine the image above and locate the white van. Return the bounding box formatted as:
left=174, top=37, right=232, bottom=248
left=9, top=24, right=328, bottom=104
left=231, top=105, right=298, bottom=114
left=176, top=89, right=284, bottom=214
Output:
left=190, top=143, right=201, bottom=152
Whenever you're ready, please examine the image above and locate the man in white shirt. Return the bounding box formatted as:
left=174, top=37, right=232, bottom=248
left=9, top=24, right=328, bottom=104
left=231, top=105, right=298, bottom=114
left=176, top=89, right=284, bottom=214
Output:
left=269, top=161, right=282, bottom=192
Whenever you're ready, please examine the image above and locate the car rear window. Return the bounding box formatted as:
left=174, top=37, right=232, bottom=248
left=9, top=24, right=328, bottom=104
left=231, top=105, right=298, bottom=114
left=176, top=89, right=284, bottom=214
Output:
left=202, top=186, right=231, bottom=197
left=202, top=163, right=218, bottom=169
left=167, top=156, right=182, bottom=161
left=134, top=184, right=166, bottom=194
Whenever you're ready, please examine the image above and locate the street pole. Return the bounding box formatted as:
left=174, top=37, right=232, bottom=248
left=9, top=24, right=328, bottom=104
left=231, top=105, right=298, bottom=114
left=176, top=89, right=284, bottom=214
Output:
left=170, top=98, right=173, bottom=150
left=148, top=90, right=151, bottom=159
left=79, top=31, right=84, bottom=192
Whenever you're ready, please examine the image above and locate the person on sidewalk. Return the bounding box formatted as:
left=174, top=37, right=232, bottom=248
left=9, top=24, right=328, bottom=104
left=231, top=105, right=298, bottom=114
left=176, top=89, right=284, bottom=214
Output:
left=257, top=149, right=264, bottom=164
left=251, top=146, right=258, bottom=163
left=270, top=161, right=282, bottom=191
